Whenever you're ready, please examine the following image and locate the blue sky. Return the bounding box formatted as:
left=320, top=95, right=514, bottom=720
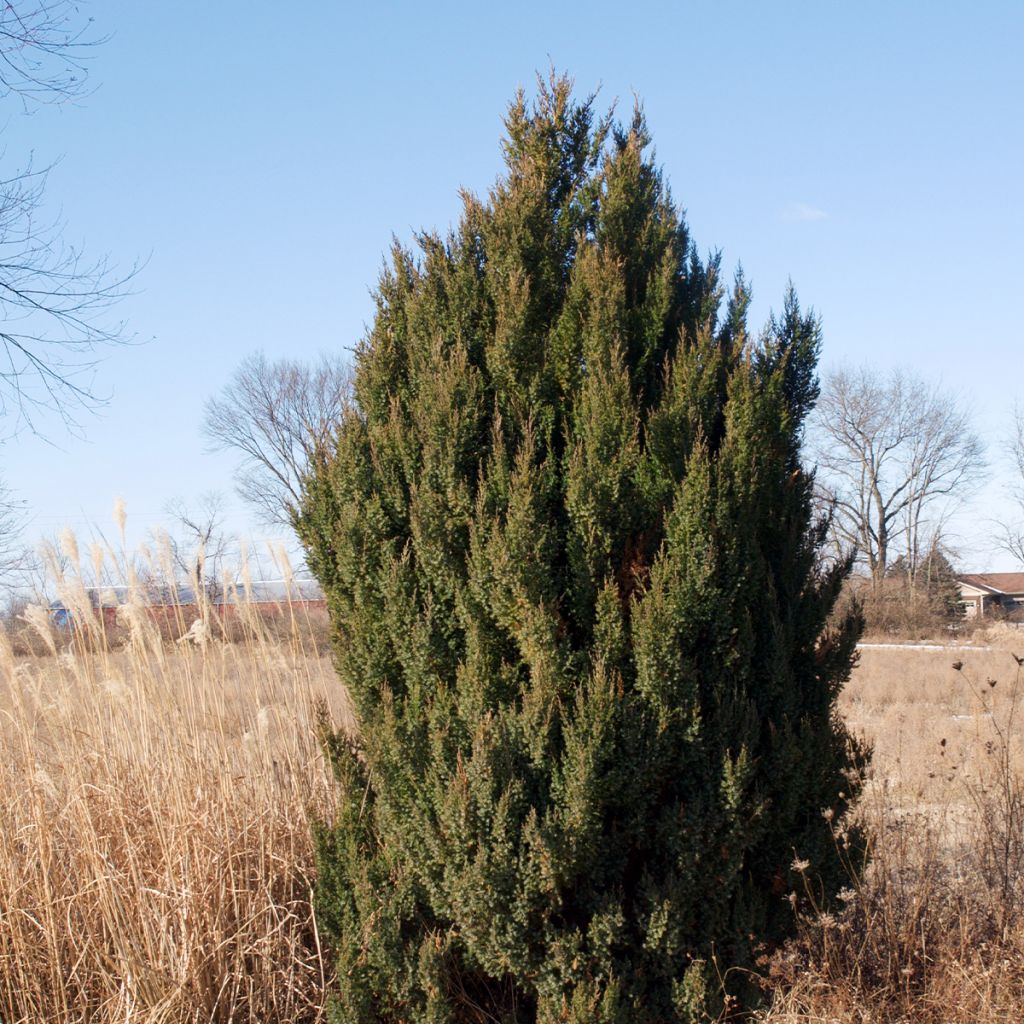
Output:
left=2, top=0, right=1022, bottom=571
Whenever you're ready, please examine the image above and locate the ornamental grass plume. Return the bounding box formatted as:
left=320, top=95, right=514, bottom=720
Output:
left=58, top=524, right=79, bottom=568
left=113, top=495, right=127, bottom=539
left=21, top=603, right=57, bottom=656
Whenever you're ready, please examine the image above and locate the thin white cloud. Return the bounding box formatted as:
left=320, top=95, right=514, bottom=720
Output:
left=783, top=201, right=828, bottom=222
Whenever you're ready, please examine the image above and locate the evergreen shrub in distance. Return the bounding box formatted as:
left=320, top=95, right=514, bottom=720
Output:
left=297, top=74, right=867, bottom=1023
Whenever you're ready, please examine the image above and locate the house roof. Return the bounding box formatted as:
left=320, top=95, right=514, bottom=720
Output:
left=74, top=579, right=324, bottom=607
left=231, top=580, right=324, bottom=603
left=958, top=573, right=1024, bottom=595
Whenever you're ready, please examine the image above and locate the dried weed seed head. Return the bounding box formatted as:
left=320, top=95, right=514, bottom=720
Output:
left=59, top=527, right=80, bottom=569
left=22, top=604, right=57, bottom=656
left=113, top=495, right=127, bottom=538
left=0, top=626, right=14, bottom=678
left=39, top=538, right=65, bottom=586
left=89, top=543, right=104, bottom=585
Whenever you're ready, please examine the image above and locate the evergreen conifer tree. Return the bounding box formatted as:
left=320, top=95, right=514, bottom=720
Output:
left=297, top=74, right=867, bottom=1023
left=886, top=546, right=963, bottom=621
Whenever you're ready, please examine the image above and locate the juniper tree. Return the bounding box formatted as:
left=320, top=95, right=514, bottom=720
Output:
left=297, top=74, right=867, bottom=1024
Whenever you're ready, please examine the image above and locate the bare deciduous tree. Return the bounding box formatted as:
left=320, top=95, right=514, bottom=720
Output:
left=0, top=475, right=27, bottom=582
left=995, top=405, right=1024, bottom=567
left=164, top=492, right=234, bottom=598
left=811, top=366, right=985, bottom=584
left=0, top=1, right=136, bottom=434
left=203, top=352, right=350, bottom=526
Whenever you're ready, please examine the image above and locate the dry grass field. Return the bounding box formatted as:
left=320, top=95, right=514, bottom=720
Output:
left=0, top=598, right=351, bottom=1023
left=3, top=578, right=1024, bottom=1021
left=762, top=630, right=1024, bottom=1022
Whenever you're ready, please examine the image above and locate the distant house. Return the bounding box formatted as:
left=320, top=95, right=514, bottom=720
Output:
left=47, top=579, right=325, bottom=631
left=957, top=573, right=1024, bottom=617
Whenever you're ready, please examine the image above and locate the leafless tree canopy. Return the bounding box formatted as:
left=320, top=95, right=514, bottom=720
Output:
left=811, top=366, right=985, bottom=583
left=995, top=405, right=1024, bottom=566
left=164, top=492, right=234, bottom=596
left=0, top=160, right=135, bottom=431
left=0, top=475, right=27, bottom=581
left=203, top=352, right=351, bottom=526
left=0, top=1, right=102, bottom=107
left=0, top=1, right=135, bottom=435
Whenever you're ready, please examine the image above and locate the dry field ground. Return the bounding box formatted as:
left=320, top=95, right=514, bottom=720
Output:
left=762, top=629, right=1024, bottom=1023
left=2, top=610, right=1024, bottom=1022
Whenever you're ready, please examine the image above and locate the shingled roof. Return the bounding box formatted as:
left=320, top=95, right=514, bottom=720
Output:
left=958, top=573, right=1024, bottom=595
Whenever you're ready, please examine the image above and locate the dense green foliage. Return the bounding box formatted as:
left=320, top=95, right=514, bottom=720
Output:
left=297, top=75, right=866, bottom=1023
left=885, top=548, right=963, bottom=621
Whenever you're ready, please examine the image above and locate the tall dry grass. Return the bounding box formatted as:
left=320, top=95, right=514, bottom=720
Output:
left=0, top=531, right=350, bottom=1023
left=5, top=517, right=1024, bottom=1022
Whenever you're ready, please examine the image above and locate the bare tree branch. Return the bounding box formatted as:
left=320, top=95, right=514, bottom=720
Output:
left=0, top=473, right=27, bottom=583
left=0, top=157, right=137, bottom=432
left=994, top=404, right=1024, bottom=567
left=203, top=352, right=351, bottom=527
left=164, top=491, right=234, bottom=599
left=0, top=1, right=105, bottom=108
left=810, top=366, right=986, bottom=584
left=0, top=2, right=137, bottom=436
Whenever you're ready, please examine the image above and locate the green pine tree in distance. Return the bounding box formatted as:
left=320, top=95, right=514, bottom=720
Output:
left=297, top=73, right=868, bottom=1023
